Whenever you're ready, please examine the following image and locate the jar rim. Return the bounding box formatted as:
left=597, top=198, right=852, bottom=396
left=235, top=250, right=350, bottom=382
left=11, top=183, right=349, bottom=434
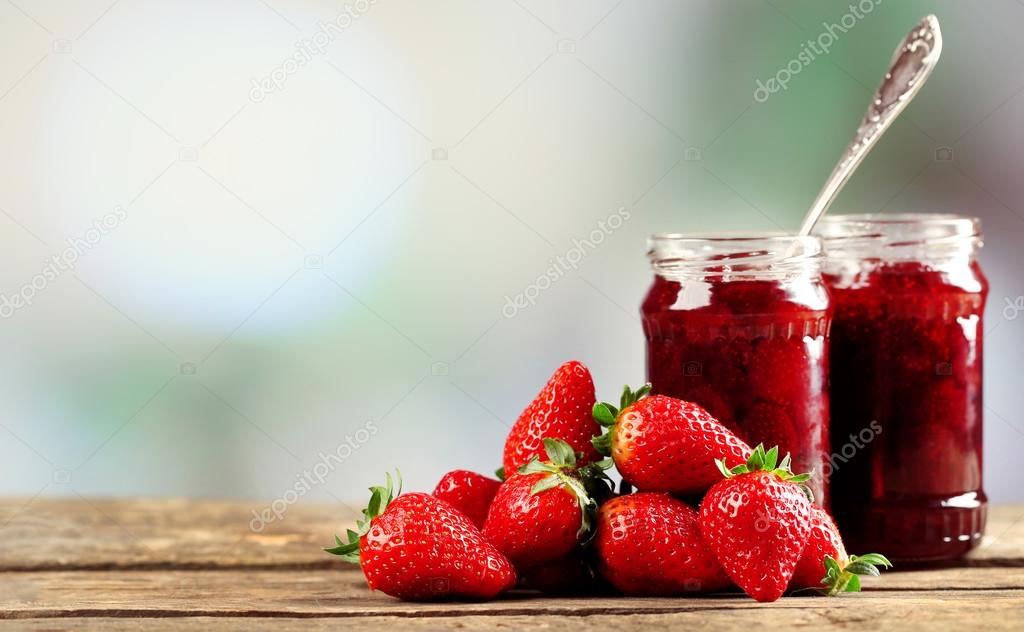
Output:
left=815, top=213, right=981, bottom=239
left=814, top=213, right=982, bottom=258
left=650, top=231, right=819, bottom=242
left=648, top=233, right=822, bottom=279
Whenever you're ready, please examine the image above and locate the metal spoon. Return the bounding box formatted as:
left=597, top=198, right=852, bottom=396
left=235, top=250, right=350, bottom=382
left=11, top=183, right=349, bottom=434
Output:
left=797, top=15, right=943, bottom=236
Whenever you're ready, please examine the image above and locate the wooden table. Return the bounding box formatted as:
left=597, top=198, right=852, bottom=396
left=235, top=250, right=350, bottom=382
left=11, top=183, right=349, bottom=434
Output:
left=1, top=499, right=1022, bottom=630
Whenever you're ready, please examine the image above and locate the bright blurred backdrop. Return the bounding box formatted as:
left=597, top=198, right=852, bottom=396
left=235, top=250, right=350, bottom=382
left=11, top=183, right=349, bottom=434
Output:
left=1, top=0, right=1022, bottom=510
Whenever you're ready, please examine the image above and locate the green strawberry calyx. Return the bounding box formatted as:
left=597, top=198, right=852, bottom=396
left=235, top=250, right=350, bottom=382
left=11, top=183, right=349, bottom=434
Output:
left=519, top=438, right=612, bottom=540
left=820, top=553, right=893, bottom=595
left=324, top=470, right=402, bottom=564
left=715, top=443, right=815, bottom=503
left=590, top=383, right=652, bottom=456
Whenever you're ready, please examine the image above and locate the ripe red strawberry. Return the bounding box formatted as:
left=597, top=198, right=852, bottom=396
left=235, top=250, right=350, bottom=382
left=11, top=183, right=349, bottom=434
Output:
left=595, top=492, right=731, bottom=595
left=593, top=386, right=752, bottom=494
left=699, top=445, right=813, bottom=602
left=325, top=473, right=516, bottom=600
left=484, top=438, right=611, bottom=569
left=790, top=505, right=891, bottom=594
left=432, top=470, right=501, bottom=529
left=502, top=360, right=601, bottom=475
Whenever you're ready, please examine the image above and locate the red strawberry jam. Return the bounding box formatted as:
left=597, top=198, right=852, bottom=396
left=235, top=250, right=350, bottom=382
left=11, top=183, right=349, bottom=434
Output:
left=818, top=214, right=988, bottom=561
left=642, top=235, right=831, bottom=503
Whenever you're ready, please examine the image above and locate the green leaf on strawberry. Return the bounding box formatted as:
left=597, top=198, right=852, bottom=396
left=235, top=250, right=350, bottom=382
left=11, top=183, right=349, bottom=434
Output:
left=591, top=431, right=613, bottom=456
left=324, top=470, right=402, bottom=564
left=592, top=384, right=652, bottom=427
left=591, top=383, right=653, bottom=455
left=820, top=553, right=893, bottom=595
left=593, top=403, right=617, bottom=427
left=517, top=438, right=612, bottom=540
left=715, top=443, right=815, bottom=503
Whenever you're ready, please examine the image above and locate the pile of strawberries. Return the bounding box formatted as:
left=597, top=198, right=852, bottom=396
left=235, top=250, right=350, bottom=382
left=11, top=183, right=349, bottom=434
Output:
left=326, top=361, right=889, bottom=602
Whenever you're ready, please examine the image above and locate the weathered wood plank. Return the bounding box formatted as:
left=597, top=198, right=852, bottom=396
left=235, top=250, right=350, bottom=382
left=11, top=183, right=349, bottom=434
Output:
left=0, top=494, right=1020, bottom=629
left=3, top=601, right=1024, bottom=632
left=869, top=567, right=1024, bottom=590
left=0, top=498, right=359, bottom=570
left=0, top=592, right=1022, bottom=630
left=1, top=499, right=1021, bottom=570
left=0, top=568, right=1021, bottom=618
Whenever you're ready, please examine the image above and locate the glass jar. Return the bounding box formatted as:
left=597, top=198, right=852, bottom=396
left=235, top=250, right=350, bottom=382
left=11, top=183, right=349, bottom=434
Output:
left=641, top=234, right=832, bottom=503
left=816, top=214, right=987, bottom=561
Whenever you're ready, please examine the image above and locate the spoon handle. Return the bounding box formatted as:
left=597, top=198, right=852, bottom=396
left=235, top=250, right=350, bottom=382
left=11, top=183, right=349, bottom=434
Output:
left=797, top=15, right=943, bottom=236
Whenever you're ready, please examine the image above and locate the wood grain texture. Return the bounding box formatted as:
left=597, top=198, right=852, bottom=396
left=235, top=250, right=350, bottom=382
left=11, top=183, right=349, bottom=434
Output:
left=1, top=573, right=1023, bottom=622
left=4, top=603, right=1024, bottom=632
left=1, top=587, right=1023, bottom=631
left=0, top=499, right=1021, bottom=629
left=1, top=567, right=1024, bottom=617
left=2, top=499, right=1020, bottom=570
left=0, top=498, right=359, bottom=570
left=3, top=600, right=1024, bottom=632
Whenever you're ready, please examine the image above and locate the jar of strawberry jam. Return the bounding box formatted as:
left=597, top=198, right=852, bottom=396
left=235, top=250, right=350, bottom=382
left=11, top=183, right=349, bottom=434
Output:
left=642, top=235, right=832, bottom=503
left=817, top=214, right=988, bottom=561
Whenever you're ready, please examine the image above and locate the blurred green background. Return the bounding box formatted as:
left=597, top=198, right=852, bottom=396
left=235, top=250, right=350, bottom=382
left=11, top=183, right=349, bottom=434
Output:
left=1, top=0, right=1021, bottom=510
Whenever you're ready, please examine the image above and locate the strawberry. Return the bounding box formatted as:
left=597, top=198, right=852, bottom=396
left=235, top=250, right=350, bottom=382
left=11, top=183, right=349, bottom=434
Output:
left=790, top=505, right=892, bottom=594
left=484, top=438, right=611, bottom=569
left=595, top=492, right=731, bottom=595
left=593, top=386, right=752, bottom=494
left=502, top=360, right=601, bottom=475
left=699, top=445, right=813, bottom=602
left=325, top=473, right=516, bottom=600
left=432, top=470, right=501, bottom=529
